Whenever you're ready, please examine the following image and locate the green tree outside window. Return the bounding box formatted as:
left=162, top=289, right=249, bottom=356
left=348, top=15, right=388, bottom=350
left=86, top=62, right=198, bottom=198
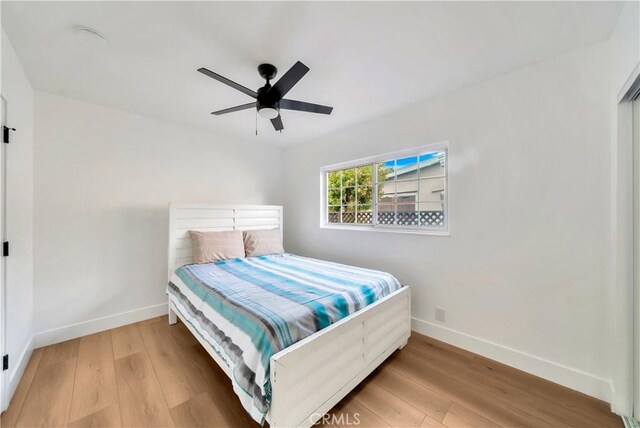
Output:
left=327, top=164, right=390, bottom=209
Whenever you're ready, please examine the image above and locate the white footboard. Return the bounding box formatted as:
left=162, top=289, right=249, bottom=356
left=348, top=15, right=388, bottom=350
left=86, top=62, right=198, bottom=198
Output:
left=269, top=286, right=411, bottom=428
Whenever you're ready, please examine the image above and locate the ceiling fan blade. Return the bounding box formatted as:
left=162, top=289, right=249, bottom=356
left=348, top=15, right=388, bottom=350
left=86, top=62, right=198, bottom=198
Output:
left=280, top=99, right=333, bottom=115
left=211, top=102, right=256, bottom=115
left=271, top=115, right=284, bottom=131
left=265, top=61, right=309, bottom=103
left=198, top=67, right=257, bottom=99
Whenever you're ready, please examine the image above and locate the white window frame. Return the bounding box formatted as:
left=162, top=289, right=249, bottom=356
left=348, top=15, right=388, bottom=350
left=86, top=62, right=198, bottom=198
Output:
left=320, top=141, right=450, bottom=236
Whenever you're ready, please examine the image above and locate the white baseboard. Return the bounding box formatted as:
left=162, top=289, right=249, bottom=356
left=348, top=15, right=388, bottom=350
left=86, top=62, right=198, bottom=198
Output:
left=34, top=303, right=168, bottom=348
left=411, top=317, right=612, bottom=403
left=3, top=335, right=34, bottom=411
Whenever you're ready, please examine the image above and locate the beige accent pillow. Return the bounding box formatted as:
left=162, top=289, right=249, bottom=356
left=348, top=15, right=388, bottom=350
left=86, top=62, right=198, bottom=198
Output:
left=189, top=230, right=245, bottom=263
left=243, top=229, right=284, bottom=257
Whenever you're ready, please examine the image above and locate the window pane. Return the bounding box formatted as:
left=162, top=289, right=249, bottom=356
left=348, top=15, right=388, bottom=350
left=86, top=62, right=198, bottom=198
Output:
left=418, top=203, right=446, bottom=227
left=418, top=177, right=445, bottom=203
left=396, top=202, right=418, bottom=226
left=420, top=192, right=445, bottom=203
left=397, top=202, right=417, bottom=212
left=356, top=165, right=373, bottom=187
left=395, top=156, right=418, bottom=180
left=377, top=181, right=395, bottom=203
left=396, top=179, right=419, bottom=197
left=342, top=167, right=357, bottom=187
left=419, top=192, right=444, bottom=203
left=418, top=151, right=446, bottom=179
left=327, top=188, right=341, bottom=205
left=342, top=205, right=355, bottom=223
left=356, top=205, right=373, bottom=224
left=377, top=206, right=396, bottom=225
left=328, top=206, right=341, bottom=223
left=397, top=194, right=417, bottom=205
left=356, top=186, right=373, bottom=207
left=377, top=161, right=395, bottom=182
left=342, top=187, right=356, bottom=206
left=327, top=170, right=342, bottom=187
left=419, top=201, right=446, bottom=212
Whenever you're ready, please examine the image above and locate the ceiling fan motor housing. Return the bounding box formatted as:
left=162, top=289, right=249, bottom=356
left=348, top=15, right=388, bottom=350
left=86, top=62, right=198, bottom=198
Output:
left=257, top=85, right=279, bottom=118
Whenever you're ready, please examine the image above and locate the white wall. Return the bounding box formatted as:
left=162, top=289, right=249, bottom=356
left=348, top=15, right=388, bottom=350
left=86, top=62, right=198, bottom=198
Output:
left=283, top=42, right=613, bottom=401
left=611, top=2, right=640, bottom=93
left=33, top=92, right=283, bottom=345
left=1, top=30, right=34, bottom=405
left=608, top=0, right=640, bottom=416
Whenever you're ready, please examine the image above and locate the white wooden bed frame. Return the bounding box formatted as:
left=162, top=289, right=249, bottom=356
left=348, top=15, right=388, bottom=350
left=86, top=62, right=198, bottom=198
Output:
left=167, top=203, right=411, bottom=428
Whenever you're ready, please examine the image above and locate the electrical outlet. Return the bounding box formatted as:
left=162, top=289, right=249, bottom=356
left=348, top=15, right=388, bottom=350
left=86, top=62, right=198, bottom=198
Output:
left=435, top=307, right=446, bottom=323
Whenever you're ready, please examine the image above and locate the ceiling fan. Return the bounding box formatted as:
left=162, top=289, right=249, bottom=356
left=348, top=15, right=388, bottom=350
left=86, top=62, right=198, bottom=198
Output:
left=197, top=61, right=333, bottom=132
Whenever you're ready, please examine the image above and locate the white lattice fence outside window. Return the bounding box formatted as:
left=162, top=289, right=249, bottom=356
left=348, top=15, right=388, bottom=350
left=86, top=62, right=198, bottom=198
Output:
left=328, top=211, right=445, bottom=227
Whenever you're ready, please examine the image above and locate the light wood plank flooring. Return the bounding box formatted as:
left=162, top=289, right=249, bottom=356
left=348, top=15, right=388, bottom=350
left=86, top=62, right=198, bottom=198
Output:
left=1, top=316, right=622, bottom=428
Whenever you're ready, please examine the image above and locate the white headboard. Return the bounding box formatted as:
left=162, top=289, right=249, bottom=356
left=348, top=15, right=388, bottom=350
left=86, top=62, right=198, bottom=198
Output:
left=168, top=203, right=283, bottom=279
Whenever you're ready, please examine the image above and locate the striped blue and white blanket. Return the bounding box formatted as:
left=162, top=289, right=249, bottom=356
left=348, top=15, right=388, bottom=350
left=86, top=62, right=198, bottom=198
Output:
left=167, top=253, right=402, bottom=423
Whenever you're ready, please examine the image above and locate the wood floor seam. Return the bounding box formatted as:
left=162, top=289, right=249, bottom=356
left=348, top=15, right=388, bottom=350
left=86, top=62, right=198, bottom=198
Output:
left=441, top=401, right=454, bottom=424
left=137, top=324, right=179, bottom=425
left=109, top=330, right=125, bottom=428
left=353, top=381, right=428, bottom=427
left=67, top=352, right=80, bottom=424
left=370, top=362, right=452, bottom=422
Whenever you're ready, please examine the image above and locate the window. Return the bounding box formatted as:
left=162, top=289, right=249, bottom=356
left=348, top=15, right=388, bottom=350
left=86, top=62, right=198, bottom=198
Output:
left=322, top=143, right=448, bottom=235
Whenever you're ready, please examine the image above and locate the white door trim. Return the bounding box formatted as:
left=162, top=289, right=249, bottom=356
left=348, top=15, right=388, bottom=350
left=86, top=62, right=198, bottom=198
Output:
left=611, top=63, right=640, bottom=417
left=0, top=95, right=7, bottom=412
left=615, top=62, right=640, bottom=418
left=634, top=96, right=640, bottom=419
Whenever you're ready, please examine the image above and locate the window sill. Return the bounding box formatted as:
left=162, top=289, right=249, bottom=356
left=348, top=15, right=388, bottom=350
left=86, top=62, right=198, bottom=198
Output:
left=320, top=223, right=450, bottom=236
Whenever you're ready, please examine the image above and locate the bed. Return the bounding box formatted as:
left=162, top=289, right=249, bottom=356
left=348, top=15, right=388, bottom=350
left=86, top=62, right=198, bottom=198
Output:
left=167, top=204, right=411, bottom=428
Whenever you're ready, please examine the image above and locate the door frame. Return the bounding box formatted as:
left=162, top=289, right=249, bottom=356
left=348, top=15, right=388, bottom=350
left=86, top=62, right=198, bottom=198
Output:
left=0, top=95, right=7, bottom=412
left=619, top=61, right=640, bottom=418
left=634, top=95, right=640, bottom=419
left=612, top=62, right=640, bottom=417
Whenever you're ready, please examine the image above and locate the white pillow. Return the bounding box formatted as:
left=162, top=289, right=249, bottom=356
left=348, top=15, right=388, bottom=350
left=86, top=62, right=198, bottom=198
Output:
left=189, top=230, right=245, bottom=263
left=243, top=229, right=284, bottom=257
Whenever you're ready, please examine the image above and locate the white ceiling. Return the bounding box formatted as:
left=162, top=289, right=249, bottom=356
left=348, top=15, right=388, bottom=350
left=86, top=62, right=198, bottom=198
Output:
left=2, top=1, right=623, bottom=146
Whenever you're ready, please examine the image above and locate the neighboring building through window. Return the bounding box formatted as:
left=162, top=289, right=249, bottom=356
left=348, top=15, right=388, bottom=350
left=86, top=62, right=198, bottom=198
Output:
left=322, top=143, right=448, bottom=234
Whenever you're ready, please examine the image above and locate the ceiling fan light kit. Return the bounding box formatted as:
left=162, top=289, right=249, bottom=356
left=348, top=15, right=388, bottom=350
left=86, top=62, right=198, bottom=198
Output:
left=258, top=107, right=279, bottom=120
left=197, top=61, right=333, bottom=132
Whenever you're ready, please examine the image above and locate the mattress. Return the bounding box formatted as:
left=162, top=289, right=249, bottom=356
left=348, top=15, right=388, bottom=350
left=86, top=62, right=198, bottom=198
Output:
left=167, top=253, right=402, bottom=423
